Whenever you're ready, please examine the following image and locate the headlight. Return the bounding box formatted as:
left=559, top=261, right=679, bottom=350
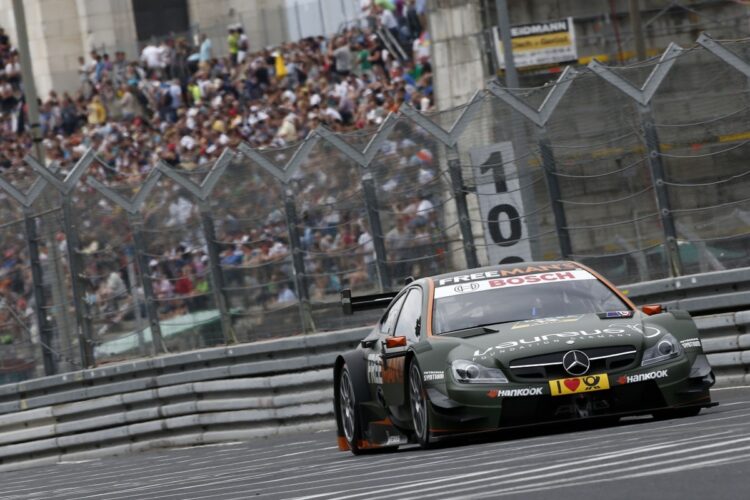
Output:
left=451, top=360, right=509, bottom=384
left=641, top=333, right=683, bottom=366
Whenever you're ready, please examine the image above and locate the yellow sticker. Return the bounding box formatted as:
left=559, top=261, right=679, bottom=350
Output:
left=549, top=374, right=610, bottom=396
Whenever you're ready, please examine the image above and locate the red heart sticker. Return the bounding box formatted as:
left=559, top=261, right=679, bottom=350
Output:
left=564, top=378, right=581, bottom=391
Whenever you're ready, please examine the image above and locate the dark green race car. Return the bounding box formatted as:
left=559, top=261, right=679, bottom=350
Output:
left=333, top=261, right=716, bottom=454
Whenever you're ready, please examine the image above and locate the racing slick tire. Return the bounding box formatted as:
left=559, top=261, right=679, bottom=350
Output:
left=408, top=359, right=433, bottom=449
left=337, top=364, right=367, bottom=455
left=652, top=406, right=701, bottom=420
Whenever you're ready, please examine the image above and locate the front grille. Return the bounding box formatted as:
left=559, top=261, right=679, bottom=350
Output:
left=509, top=345, right=638, bottom=381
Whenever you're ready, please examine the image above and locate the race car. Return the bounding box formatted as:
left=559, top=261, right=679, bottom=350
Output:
left=333, top=261, right=716, bottom=454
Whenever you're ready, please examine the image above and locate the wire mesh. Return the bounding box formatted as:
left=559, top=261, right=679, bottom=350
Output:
left=210, top=154, right=305, bottom=342
left=3, top=38, right=750, bottom=381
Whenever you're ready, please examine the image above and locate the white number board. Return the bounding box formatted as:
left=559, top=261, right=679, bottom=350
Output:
left=469, top=143, right=531, bottom=265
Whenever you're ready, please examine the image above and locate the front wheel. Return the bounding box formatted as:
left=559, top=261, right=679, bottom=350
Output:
left=409, top=360, right=432, bottom=448
left=337, top=365, right=365, bottom=455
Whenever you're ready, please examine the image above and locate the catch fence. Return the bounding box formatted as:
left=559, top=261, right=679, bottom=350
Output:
left=2, top=34, right=750, bottom=380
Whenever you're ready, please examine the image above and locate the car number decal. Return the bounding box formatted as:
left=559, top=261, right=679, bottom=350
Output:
left=549, top=374, right=610, bottom=396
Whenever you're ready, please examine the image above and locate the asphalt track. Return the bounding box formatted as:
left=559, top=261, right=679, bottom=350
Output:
left=1, top=387, right=749, bottom=500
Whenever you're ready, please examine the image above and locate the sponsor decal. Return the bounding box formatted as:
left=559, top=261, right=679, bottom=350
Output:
left=617, top=369, right=668, bottom=385
left=437, top=263, right=579, bottom=286
left=549, top=374, right=610, bottom=396
left=611, top=323, right=663, bottom=338
left=487, top=387, right=544, bottom=398
left=367, top=354, right=382, bottom=384
left=597, top=310, right=634, bottom=319
left=473, top=328, right=635, bottom=359
left=385, top=435, right=407, bottom=446
left=435, top=269, right=595, bottom=299
left=680, top=338, right=702, bottom=349
left=423, top=371, right=445, bottom=382
left=511, top=315, right=583, bottom=329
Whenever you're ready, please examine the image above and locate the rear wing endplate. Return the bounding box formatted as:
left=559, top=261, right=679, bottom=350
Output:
left=341, top=289, right=398, bottom=315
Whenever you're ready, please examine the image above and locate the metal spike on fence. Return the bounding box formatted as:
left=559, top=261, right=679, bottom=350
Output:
left=588, top=43, right=683, bottom=105
left=157, top=148, right=234, bottom=200
left=399, top=90, right=485, bottom=147
left=236, top=130, right=320, bottom=183
left=315, top=112, right=398, bottom=168
left=86, top=168, right=163, bottom=215
left=27, top=149, right=96, bottom=194
left=697, top=33, right=750, bottom=79
left=488, top=66, right=577, bottom=127
left=0, top=162, right=58, bottom=208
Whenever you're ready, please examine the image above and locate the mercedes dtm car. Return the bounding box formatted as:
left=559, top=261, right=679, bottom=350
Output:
left=334, top=261, right=715, bottom=454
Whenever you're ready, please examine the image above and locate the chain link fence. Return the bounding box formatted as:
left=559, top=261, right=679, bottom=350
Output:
left=2, top=34, right=750, bottom=380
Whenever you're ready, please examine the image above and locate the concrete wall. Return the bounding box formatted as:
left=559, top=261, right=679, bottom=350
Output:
left=428, top=0, right=489, bottom=111
left=0, top=0, right=286, bottom=96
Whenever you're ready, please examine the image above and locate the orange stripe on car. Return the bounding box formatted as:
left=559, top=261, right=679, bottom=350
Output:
left=575, top=261, right=637, bottom=310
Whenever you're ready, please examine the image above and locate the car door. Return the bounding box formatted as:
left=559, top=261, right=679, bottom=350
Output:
left=364, top=293, right=407, bottom=398
left=382, top=287, right=423, bottom=407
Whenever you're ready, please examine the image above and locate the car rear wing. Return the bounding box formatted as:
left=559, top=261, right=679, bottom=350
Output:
left=341, top=289, right=398, bottom=315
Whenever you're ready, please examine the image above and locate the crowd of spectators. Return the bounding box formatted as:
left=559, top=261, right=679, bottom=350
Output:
left=0, top=0, right=447, bottom=349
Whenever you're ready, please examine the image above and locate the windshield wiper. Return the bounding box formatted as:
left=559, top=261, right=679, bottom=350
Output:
left=440, top=319, right=533, bottom=337
left=441, top=323, right=500, bottom=338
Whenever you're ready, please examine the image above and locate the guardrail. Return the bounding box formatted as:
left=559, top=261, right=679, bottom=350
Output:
left=1, top=273, right=750, bottom=471
left=0, top=326, right=368, bottom=471
left=622, top=267, right=750, bottom=314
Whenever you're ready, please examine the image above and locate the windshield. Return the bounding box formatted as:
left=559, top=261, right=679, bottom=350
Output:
left=432, top=269, right=629, bottom=335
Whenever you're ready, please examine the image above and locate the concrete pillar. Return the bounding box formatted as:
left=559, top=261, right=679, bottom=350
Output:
left=428, top=0, right=492, bottom=268
left=428, top=0, right=489, bottom=110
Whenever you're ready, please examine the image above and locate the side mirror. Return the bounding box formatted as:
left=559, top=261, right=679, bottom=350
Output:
left=641, top=304, right=663, bottom=316
left=386, top=336, right=407, bottom=348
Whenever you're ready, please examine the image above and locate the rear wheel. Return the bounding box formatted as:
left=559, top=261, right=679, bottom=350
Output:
left=338, top=365, right=365, bottom=455
left=409, top=360, right=432, bottom=448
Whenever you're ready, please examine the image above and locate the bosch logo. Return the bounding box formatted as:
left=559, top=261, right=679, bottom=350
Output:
left=454, top=283, right=480, bottom=293
left=562, top=350, right=590, bottom=376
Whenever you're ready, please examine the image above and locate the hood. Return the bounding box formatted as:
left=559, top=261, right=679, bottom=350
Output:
left=447, top=313, right=655, bottom=364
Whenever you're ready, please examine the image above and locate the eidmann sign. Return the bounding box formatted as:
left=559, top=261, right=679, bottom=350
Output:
left=493, top=17, right=578, bottom=69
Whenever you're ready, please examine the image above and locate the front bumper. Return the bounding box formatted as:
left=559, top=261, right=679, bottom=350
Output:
left=427, top=354, right=714, bottom=433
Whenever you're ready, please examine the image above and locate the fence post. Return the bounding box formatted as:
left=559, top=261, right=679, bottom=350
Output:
left=488, top=67, right=577, bottom=260
left=199, top=201, right=236, bottom=344
left=538, top=133, right=572, bottom=258
left=447, top=148, right=479, bottom=269
left=294, top=1, right=303, bottom=40
left=61, top=197, right=95, bottom=368
left=588, top=44, right=684, bottom=277
left=24, top=208, right=56, bottom=375
left=639, top=105, right=681, bottom=277
left=129, top=214, right=166, bottom=354
left=318, top=0, right=327, bottom=35
left=361, top=173, right=391, bottom=289
left=284, top=189, right=315, bottom=333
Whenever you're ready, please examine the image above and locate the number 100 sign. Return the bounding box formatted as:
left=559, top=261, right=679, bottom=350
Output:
left=469, top=143, right=531, bottom=265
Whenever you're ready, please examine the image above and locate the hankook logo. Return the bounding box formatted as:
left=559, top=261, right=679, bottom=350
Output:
left=562, top=350, right=590, bottom=376
left=454, top=283, right=480, bottom=293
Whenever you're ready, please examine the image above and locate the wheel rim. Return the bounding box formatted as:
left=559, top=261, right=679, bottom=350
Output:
left=410, top=363, right=426, bottom=439
left=339, top=371, right=356, bottom=442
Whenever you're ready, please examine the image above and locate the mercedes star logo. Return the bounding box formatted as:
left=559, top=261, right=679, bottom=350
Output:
left=562, top=350, right=590, bottom=376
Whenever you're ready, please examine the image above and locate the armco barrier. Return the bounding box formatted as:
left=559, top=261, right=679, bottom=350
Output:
left=2, top=269, right=750, bottom=471
left=0, top=326, right=368, bottom=471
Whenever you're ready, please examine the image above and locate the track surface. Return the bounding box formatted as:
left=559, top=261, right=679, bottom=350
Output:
left=1, top=387, right=749, bottom=499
